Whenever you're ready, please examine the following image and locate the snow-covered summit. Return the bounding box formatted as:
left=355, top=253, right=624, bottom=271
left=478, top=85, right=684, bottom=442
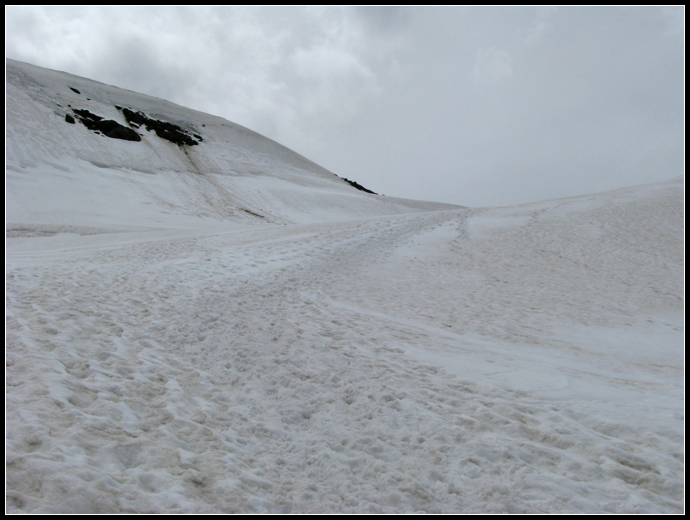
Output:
left=6, top=58, right=458, bottom=233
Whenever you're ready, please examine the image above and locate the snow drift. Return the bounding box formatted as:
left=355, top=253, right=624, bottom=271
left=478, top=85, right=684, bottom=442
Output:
left=5, top=59, right=685, bottom=513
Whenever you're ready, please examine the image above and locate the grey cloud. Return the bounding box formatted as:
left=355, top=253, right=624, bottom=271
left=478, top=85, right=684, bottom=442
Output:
left=473, top=47, right=512, bottom=83
left=5, top=6, right=684, bottom=207
left=354, top=6, right=408, bottom=32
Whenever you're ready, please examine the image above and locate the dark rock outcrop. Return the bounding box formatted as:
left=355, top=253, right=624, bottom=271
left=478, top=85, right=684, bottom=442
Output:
left=342, top=177, right=377, bottom=195
left=70, top=108, right=141, bottom=142
left=99, top=120, right=141, bottom=141
left=121, top=108, right=201, bottom=146
left=64, top=105, right=202, bottom=146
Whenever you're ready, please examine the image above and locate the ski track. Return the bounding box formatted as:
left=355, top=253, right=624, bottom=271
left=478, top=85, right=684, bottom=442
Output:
left=6, top=202, right=685, bottom=514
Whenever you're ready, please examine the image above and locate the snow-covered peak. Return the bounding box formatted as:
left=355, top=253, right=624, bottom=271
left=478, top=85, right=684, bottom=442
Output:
left=7, top=59, right=459, bottom=232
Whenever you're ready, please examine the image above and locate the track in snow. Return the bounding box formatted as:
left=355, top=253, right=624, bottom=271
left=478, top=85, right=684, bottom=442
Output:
left=6, top=192, right=685, bottom=513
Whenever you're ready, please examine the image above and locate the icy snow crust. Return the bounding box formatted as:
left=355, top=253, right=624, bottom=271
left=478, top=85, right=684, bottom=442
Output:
left=6, top=60, right=685, bottom=513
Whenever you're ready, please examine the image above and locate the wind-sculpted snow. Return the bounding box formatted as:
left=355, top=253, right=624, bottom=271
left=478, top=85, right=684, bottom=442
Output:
left=6, top=179, right=684, bottom=513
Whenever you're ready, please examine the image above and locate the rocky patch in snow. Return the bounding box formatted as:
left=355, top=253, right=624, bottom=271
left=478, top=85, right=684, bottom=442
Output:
left=120, top=107, right=203, bottom=147
left=65, top=104, right=204, bottom=147
left=69, top=108, right=141, bottom=142
left=341, top=177, right=377, bottom=195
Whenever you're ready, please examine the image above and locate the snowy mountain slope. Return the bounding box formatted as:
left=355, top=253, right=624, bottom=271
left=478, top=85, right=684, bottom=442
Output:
left=6, top=59, right=458, bottom=231
left=5, top=59, right=685, bottom=513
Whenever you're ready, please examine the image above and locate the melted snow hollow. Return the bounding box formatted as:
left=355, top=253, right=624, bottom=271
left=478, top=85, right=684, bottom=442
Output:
left=6, top=59, right=685, bottom=513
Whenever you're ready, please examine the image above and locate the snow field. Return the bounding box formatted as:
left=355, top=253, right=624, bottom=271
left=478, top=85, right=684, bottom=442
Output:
left=5, top=179, right=684, bottom=513
left=5, top=58, right=684, bottom=514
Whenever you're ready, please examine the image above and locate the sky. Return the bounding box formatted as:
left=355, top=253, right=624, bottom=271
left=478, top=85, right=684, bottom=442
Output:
left=5, top=6, right=685, bottom=207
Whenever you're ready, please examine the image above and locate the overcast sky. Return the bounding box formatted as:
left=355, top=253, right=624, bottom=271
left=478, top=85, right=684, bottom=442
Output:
left=5, top=6, right=685, bottom=206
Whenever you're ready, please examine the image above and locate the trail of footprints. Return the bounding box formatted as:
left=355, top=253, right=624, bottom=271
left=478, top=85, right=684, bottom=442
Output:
left=5, top=210, right=683, bottom=513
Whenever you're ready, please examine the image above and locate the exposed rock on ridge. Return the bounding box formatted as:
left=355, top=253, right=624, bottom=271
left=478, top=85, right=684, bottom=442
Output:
left=70, top=108, right=141, bottom=142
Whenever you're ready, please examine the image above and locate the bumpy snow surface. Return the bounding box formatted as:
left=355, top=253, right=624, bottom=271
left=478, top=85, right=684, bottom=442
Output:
left=6, top=60, right=685, bottom=513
